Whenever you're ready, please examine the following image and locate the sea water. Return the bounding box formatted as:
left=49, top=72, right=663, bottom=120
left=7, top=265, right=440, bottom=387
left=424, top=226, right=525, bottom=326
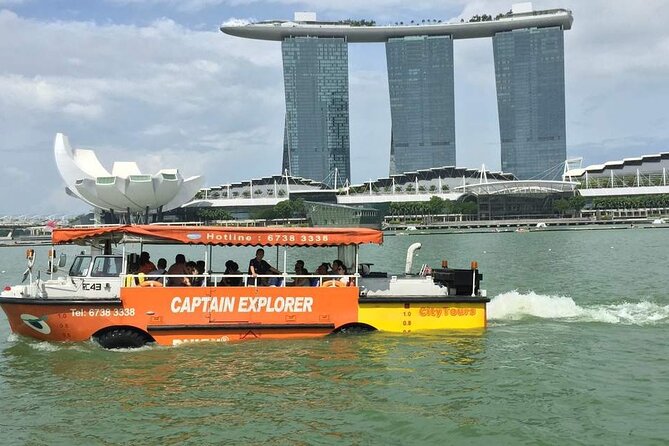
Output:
left=0, top=229, right=668, bottom=445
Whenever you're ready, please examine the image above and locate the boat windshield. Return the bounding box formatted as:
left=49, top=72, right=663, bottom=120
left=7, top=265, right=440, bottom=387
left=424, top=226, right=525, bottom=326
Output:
left=90, top=256, right=123, bottom=277
left=69, top=256, right=92, bottom=277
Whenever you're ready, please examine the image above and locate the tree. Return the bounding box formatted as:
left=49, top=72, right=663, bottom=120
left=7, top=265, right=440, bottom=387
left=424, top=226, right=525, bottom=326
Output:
left=554, top=198, right=570, bottom=216
left=568, top=195, right=586, bottom=214
left=196, top=208, right=233, bottom=222
left=426, top=196, right=444, bottom=215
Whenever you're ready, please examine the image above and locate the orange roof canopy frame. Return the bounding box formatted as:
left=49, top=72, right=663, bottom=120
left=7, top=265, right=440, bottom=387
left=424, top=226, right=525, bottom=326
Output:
left=52, top=225, right=383, bottom=247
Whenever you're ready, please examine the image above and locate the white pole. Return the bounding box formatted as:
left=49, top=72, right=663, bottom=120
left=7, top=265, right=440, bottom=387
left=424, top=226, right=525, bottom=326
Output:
left=610, top=170, right=614, bottom=188
left=282, top=249, right=287, bottom=287
left=354, top=245, right=359, bottom=287
left=285, top=170, right=290, bottom=199
left=334, top=168, right=338, bottom=190
left=637, top=169, right=640, bottom=187
left=664, top=168, right=666, bottom=186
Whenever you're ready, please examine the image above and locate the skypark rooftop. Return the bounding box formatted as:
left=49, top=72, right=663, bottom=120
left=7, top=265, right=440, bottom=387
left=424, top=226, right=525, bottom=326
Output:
left=221, top=8, right=572, bottom=42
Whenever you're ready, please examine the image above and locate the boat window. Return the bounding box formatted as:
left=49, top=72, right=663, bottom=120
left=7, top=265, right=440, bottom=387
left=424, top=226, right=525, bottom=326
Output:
left=69, top=256, right=92, bottom=277
left=91, top=256, right=123, bottom=277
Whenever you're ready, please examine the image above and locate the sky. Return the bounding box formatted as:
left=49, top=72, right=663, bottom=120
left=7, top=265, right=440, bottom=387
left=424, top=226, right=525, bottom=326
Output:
left=1, top=0, right=668, bottom=216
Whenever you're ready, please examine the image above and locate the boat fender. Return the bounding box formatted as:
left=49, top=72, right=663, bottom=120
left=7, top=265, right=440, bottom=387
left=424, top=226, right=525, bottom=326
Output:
left=140, top=280, right=163, bottom=288
left=321, top=280, right=345, bottom=288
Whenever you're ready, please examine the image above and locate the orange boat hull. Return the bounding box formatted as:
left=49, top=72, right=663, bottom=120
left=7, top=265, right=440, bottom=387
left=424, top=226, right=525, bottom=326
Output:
left=1, top=286, right=359, bottom=345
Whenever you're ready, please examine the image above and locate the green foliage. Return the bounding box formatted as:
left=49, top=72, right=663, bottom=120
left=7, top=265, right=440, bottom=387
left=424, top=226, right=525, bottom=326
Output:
left=388, top=197, right=475, bottom=216
left=251, top=199, right=306, bottom=220
left=569, top=195, right=586, bottom=211
left=553, top=198, right=570, bottom=215
left=340, top=18, right=376, bottom=26
left=591, top=194, right=669, bottom=210
left=195, top=208, right=233, bottom=221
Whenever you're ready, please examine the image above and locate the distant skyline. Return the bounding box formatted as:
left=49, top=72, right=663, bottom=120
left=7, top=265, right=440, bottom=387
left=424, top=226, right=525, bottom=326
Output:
left=1, top=0, right=668, bottom=214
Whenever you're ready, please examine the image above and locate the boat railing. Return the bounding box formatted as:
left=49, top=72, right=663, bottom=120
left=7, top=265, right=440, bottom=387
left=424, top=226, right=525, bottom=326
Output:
left=121, top=273, right=358, bottom=288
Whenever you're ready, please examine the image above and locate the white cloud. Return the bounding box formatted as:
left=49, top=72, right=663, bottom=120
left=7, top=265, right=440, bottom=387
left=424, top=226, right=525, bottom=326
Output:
left=0, top=9, right=284, bottom=214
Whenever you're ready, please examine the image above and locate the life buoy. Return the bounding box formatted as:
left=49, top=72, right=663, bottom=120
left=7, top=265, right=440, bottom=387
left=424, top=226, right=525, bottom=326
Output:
left=140, top=280, right=163, bottom=288
left=321, top=280, right=346, bottom=288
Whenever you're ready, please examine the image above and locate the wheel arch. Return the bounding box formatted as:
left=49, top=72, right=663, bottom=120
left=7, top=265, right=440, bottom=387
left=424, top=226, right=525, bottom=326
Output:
left=331, top=322, right=377, bottom=334
left=92, top=325, right=155, bottom=344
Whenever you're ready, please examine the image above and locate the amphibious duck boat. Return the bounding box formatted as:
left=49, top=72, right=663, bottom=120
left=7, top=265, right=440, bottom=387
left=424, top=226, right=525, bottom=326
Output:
left=0, top=225, right=488, bottom=348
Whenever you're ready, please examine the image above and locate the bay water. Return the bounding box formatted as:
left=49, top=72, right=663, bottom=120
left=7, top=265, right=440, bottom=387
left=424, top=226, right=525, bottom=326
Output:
left=1, top=228, right=668, bottom=445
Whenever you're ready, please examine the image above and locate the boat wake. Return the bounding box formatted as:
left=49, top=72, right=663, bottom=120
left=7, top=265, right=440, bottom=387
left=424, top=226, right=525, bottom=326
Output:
left=488, top=291, right=669, bottom=325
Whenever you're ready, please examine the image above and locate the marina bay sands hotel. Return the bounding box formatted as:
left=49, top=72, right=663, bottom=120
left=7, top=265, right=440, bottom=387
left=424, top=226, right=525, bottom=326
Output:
left=221, top=4, right=573, bottom=184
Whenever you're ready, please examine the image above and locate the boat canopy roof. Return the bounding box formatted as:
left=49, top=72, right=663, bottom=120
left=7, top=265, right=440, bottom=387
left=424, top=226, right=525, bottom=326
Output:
left=52, top=225, right=383, bottom=247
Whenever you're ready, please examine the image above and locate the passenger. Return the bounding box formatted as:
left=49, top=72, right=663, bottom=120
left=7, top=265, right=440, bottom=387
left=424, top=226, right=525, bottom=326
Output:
left=292, top=260, right=311, bottom=287
left=191, top=260, right=206, bottom=287
left=167, top=254, right=190, bottom=286
left=148, top=258, right=167, bottom=277
left=248, top=248, right=280, bottom=286
left=186, top=261, right=200, bottom=286
left=331, top=260, right=346, bottom=275
left=219, top=260, right=242, bottom=286
left=125, top=260, right=140, bottom=287
left=333, top=260, right=349, bottom=284
left=138, top=251, right=156, bottom=274
left=313, top=263, right=330, bottom=286
left=196, top=260, right=206, bottom=276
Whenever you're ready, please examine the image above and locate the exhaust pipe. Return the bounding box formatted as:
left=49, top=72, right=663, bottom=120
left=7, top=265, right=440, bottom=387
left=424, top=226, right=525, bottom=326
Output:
left=405, top=242, right=422, bottom=275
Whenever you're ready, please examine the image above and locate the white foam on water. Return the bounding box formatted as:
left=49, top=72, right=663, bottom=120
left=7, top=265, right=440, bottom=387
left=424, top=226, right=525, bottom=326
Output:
left=6, top=333, right=19, bottom=343
left=29, top=341, right=61, bottom=352
left=488, top=290, right=669, bottom=325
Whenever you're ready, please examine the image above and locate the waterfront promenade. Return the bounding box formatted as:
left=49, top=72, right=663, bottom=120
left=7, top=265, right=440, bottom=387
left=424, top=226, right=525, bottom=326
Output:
left=383, top=216, right=667, bottom=233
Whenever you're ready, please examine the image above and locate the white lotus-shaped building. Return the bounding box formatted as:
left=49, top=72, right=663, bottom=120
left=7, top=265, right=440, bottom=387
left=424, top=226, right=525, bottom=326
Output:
left=54, top=133, right=203, bottom=212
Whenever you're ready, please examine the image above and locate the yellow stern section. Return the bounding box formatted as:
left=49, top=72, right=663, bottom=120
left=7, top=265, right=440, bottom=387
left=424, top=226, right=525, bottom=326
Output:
left=358, top=301, right=487, bottom=332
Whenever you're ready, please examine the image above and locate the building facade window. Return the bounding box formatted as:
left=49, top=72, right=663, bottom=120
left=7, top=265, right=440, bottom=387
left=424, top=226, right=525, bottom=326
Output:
left=282, top=37, right=351, bottom=185
left=386, top=35, right=456, bottom=175
left=493, top=27, right=567, bottom=180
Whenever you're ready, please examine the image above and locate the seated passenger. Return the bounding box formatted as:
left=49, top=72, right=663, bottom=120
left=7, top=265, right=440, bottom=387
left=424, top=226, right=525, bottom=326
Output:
left=219, top=260, right=242, bottom=286
left=313, top=263, right=330, bottom=286
left=186, top=261, right=200, bottom=286
left=332, top=260, right=349, bottom=284
left=292, top=260, right=311, bottom=287
left=167, top=254, right=190, bottom=286
left=124, top=260, right=140, bottom=287
left=248, top=248, right=280, bottom=286
left=148, top=258, right=167, bottom=277
left=138, top=251, right=156, bottom=275
left=330, top=259, right=345, bottom=274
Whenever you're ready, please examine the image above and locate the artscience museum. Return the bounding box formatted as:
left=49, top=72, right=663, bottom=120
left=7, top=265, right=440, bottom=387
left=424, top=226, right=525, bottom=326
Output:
left=54, top=133, right=203, bottom=221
